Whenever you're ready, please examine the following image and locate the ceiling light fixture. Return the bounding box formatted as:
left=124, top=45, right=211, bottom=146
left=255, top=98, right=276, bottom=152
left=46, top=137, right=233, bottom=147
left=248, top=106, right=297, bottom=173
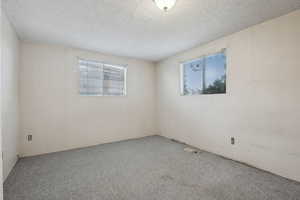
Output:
left=153, top=0, right=177, bottom=12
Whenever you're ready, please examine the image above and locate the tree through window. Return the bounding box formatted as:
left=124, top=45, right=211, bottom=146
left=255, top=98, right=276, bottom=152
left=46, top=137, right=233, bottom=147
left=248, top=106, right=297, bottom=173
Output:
left=181, top=50, right=226, bottom=95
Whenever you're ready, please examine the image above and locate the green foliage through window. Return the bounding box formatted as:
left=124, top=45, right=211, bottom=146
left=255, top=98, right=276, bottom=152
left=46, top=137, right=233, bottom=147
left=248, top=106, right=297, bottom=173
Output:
left=181, top=50, right=226, bottom=95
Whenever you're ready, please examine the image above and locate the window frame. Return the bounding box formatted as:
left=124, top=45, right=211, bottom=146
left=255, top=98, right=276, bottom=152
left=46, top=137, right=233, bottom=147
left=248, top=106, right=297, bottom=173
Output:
left=78, top=58, right=127, bottom=97
left=180, top=49, right=227, bottom=96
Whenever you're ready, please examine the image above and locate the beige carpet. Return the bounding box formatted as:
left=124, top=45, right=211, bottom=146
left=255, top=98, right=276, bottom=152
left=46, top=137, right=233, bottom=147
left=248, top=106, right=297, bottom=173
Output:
left=4, top=136, right=300, bottom=200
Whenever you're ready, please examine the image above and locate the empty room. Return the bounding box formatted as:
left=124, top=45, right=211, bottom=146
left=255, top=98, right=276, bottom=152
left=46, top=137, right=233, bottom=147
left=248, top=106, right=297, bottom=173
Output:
left=1, top=0, right=300, bottom=199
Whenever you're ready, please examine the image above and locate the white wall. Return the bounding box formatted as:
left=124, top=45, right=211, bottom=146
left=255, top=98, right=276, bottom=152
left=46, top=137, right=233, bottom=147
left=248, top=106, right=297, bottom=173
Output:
left=156, top=10, right=300, bottom=182
left=20, top=41, right=157, bottom=157
left=0, top=2, right=3, bottom=199
left=1, top=10, right=19, bottom=181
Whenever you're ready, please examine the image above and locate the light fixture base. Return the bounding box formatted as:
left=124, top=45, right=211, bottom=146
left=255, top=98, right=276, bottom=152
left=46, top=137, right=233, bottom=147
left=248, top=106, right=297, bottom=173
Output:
left=153, top=0, right=177, bottom=12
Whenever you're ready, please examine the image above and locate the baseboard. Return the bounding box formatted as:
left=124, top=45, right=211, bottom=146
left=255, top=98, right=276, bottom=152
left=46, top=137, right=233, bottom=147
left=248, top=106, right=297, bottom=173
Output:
left=3, top=154, right=19, bottom=182
left=19, top=134, right=159, bottom=158
left=161, top=135, right=300, bottom=184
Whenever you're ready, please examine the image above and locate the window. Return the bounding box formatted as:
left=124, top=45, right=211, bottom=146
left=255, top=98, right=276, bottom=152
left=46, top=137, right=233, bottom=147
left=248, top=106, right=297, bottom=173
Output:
left=79, top=59, right=126, bottom=96
left=181, top=50, right=226, bottom=95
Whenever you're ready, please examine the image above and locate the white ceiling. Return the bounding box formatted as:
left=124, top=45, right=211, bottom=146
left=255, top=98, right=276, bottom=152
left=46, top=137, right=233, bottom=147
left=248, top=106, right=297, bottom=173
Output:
left=4, top=0, right=300, bottom=61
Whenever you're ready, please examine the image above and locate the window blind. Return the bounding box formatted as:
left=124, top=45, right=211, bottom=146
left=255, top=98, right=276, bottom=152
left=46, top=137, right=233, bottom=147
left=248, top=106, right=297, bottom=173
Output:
left=79, top=59, right=126, bottom=96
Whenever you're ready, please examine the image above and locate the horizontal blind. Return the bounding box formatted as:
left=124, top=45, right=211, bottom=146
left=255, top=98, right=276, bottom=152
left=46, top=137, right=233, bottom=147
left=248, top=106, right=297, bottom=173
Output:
left=79, top=59, right=126, bottom=96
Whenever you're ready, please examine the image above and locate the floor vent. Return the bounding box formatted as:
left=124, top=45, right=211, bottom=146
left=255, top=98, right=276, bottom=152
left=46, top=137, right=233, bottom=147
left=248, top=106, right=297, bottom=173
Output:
left=184, top=147, right=199, bottom=154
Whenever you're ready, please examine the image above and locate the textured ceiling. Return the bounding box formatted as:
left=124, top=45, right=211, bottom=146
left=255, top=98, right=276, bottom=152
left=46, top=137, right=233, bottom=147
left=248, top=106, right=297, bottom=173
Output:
left=3, top=0, right=300, bottom=61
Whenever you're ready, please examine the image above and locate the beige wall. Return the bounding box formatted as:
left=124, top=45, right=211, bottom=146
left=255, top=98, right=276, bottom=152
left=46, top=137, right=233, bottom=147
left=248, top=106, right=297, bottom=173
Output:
left=0, top=2, right=3, bottom=199
left=156, top=10, right=300, bottom=182
left=20, top=41, right=157, bottom=157
left=1, top=10, right=20, bottom=181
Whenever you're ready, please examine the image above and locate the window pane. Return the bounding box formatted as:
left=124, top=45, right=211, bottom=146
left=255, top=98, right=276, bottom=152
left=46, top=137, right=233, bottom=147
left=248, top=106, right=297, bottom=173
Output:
left=79, top=59, right=126, bottom=96
left=183, top=58, right=205, bottom=95
left=204, top=52, right=226, bottom=94
left=182, top=51, right=226, bottom=95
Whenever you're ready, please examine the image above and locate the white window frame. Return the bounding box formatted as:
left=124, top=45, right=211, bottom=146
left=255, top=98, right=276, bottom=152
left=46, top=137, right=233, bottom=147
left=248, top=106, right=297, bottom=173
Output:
left=78, top=58, right=127, bottom=97
left=180, top=49, right=226, bottom=96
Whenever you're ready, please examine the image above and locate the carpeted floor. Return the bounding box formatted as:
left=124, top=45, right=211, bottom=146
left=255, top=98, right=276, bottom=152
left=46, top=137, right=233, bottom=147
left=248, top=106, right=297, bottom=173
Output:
left=4, top=136, right=300, bottom=200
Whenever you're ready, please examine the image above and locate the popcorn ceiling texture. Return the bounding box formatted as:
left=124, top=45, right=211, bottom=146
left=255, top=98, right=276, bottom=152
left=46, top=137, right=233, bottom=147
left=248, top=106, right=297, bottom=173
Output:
left=4, top=136, right=300, bottom=200
left=3, top=0, right=300, bottom=61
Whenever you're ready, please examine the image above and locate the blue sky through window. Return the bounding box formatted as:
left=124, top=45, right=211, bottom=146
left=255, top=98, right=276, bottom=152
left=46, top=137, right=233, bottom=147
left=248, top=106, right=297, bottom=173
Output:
left=183, top=52, right=226, bottom=95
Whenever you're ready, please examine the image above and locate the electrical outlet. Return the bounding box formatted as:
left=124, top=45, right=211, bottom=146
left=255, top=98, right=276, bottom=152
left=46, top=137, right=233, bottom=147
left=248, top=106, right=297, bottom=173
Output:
left=27, top=134, right=33, bottom=142
left=231, top=137, right=235, bottom=145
